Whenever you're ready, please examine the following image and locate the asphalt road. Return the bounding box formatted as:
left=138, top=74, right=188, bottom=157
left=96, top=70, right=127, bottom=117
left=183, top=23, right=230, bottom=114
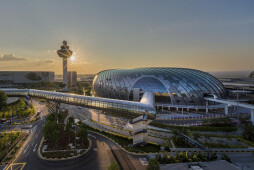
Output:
left=2, top=101, right=254, bottom=170
left=6, top=124, right=146, bottom=170
left=63, top=104, right=129, bottom=129
left=1, top=102, right=147, bottom=170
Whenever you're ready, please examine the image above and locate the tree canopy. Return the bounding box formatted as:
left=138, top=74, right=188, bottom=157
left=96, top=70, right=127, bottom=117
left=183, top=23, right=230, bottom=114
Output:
left=107, top=161, right=120, bottom=170
left=0, top=90, right=7, bottom=109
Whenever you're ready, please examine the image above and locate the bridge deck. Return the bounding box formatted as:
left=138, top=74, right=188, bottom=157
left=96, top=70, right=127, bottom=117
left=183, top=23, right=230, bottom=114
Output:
left=0, top=89, right=156, bottom=115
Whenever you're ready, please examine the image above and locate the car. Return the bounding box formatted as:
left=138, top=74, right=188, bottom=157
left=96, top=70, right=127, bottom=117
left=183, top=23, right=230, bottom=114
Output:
left=204, top=93, right=218, bottom=99
left=1, top=119, right=7, bottom=123
left=139, top=158, right=148, bottom=166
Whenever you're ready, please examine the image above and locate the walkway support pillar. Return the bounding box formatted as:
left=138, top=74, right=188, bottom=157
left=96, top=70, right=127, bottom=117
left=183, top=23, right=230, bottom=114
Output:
left=251, top=109, right=254, bottom=125
left=206, top=101, right=208, bottom=114
left=225, top=104, right=229, bottom=115
left=98, top=111, right=100, bottom=124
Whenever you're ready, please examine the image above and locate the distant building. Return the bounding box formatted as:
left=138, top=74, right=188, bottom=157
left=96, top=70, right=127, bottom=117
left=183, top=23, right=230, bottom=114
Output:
left=0, top=71, right=54, bottom=88
left=68, top=71, right=77, bottom=87
left=209, top=71, right=254, bottom=91
left=209, top=70, right=254, bottom=83
left=80, top=74, right=95, bottom=83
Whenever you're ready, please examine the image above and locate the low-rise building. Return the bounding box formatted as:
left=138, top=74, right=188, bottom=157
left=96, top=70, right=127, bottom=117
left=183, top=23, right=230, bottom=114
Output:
left=0, top=71, right=55, bottom=88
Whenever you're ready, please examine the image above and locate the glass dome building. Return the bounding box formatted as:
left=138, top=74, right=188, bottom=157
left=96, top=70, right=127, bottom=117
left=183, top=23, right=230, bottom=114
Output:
left=93, top=68, right=227, bottom=110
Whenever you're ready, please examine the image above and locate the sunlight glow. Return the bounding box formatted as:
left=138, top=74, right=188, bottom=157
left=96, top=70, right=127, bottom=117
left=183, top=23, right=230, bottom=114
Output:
left=70, top=55, right=75, bottom=61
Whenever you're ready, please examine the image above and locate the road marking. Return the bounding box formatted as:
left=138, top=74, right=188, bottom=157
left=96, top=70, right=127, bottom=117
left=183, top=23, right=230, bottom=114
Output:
left=6, top=162, right=26, bottom=170
left=33, top=144, right=37, bottom=152
left=88, top=134, right=96, bottom=138
left=3, top=164, right=9, bottom=170
left=23, top=144, right=29, bottom=154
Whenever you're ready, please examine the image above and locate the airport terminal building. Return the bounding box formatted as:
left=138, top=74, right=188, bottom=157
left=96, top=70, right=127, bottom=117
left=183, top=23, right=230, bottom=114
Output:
left=93, top=68, right=227, bottom=111
left=209, top=70, right=254, bottom=92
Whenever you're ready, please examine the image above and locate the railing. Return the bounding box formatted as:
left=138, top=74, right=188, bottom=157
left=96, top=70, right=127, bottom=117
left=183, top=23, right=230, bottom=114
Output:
left=133, top=128, right=147, bottom=135
left=131, top=115, right=148, bottom=124
left=156, top=112, right=250, bottom=121
left=179, top=132, right=207, bottom=151
left=0, top=115, right=19, bottom=128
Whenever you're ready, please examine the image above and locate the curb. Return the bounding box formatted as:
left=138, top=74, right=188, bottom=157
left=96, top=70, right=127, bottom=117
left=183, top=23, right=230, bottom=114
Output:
left=88, top=131, right=254, bottom=155
left=37, top=137, right=92, bottom=161
left=88, top=131, right=157, bottom=156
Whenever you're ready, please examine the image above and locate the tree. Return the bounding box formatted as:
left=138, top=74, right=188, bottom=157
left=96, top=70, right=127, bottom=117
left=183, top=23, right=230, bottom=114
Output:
left=108, top=161, right=120, bottom=170
left=66, top=122, right=72, bottom=143
left=0, top=90, right=7, bottom=109
left=50, top=129, right=60, bottom=146
left=221, top=153, right=231, bottom=163
left=242, top=125, right=254, bottom=142
left=147, top=159, right=160, bottom=170
left=165, top=139, right=171, bottom=152
left=76, top=85, right=84, bottom=95
left=77, top=127, right=88, bottom=145
left=210, top=152, right=217, bottom=161
left=59, top=82, right=66, bottom=89
left=68, top=116, right=75, bottom=125
left=43, top=120, right=60, bottom=145
left=46, top=113, right=56, bottom=122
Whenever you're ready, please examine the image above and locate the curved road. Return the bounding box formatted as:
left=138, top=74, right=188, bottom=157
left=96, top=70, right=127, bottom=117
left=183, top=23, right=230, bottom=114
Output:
left=1, top=100, right=146, bottom=170
left=12, top=127, right=146, bottom=170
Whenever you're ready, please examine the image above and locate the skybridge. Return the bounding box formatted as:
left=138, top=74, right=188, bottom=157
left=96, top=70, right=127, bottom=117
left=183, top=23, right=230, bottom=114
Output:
left=205, top=97, right=254, bottom=125
left=0, top=89, right=156, bottom=115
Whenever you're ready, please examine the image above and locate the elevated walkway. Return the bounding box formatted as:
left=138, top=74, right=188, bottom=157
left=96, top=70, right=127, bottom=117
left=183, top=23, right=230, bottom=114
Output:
left=205, top=97, right=254, bottom=125
left=1, top=89, right=156, bottom=115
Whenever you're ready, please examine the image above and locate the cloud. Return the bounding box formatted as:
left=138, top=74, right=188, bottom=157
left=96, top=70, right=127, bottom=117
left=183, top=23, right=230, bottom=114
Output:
left=45, top=60, right=53, bottom=64
left=0, top=54, right=27, bottom=61
left=35, top=60, right=54, bottom=66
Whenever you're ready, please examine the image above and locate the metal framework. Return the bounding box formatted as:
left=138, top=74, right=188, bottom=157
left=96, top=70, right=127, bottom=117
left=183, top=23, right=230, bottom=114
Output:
left=0, top=89, right=156, bottom=115
left=93, top=68, right=226, bottom=106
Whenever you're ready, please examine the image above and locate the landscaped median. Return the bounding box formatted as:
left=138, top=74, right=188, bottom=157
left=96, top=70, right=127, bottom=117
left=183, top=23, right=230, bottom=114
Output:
left=37, top=137, right=92, bottom=161
left=37, top=112, right=91, bottom=160
left=0, top=132, right=28, bottom=165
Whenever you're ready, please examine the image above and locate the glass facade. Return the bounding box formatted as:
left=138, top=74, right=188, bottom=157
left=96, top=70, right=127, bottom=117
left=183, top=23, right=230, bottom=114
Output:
left=1, top=89, right=156, bottom=115
left=93, top=68, right=227, bottom=106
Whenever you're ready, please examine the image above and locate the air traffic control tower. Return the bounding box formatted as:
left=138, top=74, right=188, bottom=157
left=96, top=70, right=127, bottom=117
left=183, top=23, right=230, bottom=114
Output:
left=57, top=40, right=73, bottom=90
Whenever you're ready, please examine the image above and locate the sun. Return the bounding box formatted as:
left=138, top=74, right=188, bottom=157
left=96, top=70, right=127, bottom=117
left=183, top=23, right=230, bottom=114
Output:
left=70, top=55, right=75, bottom=61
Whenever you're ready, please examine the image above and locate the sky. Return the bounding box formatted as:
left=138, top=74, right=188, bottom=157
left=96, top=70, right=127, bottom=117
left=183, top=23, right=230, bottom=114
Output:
left=0, top=0, right=254, bottom=74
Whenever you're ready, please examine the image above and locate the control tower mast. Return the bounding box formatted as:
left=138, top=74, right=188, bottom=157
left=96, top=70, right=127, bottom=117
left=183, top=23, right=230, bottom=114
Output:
left=57, top=40, right=73, bottom=90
